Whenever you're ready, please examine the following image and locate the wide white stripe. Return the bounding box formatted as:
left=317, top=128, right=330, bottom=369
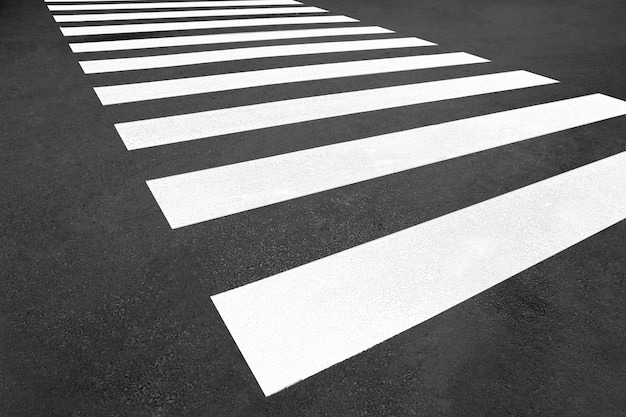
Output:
left=147, top=94, right=626, bottom=228
left=79, top=37, right=433, bottom=74
left=69, top=26, right=393, bottom=53
left=117, top=70, right=557, bottom=151
left=60, top=15, right=357, bottom=36
left=53, top=7, right=326, bottom=22
left=96, top=53, right=484, bottom=105
left=49, top=0, right=302, bottom=11
left=212, top=147, right=626, bottom=396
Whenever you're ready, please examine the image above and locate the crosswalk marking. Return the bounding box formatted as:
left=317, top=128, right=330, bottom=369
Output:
left=116, top=70, right=557, bottom=150
left=95, top=53, right=485, bottom=105
left=78, top=37, right=434, bottom=73
left=49, top=0, right=303, bottom=11
left=146, top=94, right=626, bottom=228
left=69, top=26, right=393, bottom=53
left=53, top=7, right=326, bottom=23
left=59, top=15, right=358, bottom=36
left=42, top=0, right=626, bottom=398
left=212, top=149, right=626, bottom=396
left=45, top=0, right=191, bottom=1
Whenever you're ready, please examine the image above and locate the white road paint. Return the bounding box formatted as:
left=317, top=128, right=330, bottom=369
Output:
left=49, top=0, right=302, bottom=11
left=45, top=0, right=157, bottom=1
left=53, top=7, right=326, bottom=22
left=79, top=37, right=434, bottom=73
left=116, top=70, right=558, bottom=151
left=212, top=147, right=626, bottom=396
left=95, top=52, right=483, bottom=105
left=44, top=0, right=201, bottom=1
left=69, top=26, right=393, bottom=53
left=45, top=0, right=162, bottom=1
left=59, top=15, right=357, bottom=36
left=146, top=94, right=626, bottom=228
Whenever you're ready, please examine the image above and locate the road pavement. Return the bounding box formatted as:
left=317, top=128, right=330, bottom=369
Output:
left=1, top=0, right=625, bottom=415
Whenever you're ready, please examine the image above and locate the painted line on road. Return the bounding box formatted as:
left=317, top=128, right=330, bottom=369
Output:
left=69, top=26, right=394, bottom=53
left=212, top=146, right=626, bottom=396
left=49, top=0, right=302, bottom=11
left=95, top=52, right=482, bottom=105
left=53, top=7, right=326, bottom=23
left=79, top=37, right=434, bottom=73
left=116, top=70, right=558, bottom=151
left=146, top=94, right=626, bottom=228
left=44, top=0, right=211, bottom=1
left=60, top=15, right=358, bottom=36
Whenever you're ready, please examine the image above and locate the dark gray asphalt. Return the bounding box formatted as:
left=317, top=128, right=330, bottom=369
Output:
left=1, top=0, right=625, bottom=416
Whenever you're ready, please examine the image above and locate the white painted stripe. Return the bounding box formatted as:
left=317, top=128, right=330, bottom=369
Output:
left=117, top=70, right=558, bottom=151
left=147, top=94, right=626, bottom=228
left=69, top=26, right=393, bottom=53
left=49, top=1, right=302, bottom=11
left=44, top=0, right=198, bottom=1
left=60, top=15, right=358, bottom=36
left=96, top=53, right=484, bottom=105
left=79, top=37, right=434, bottom=74
left=45, top=0, right=244, bottom=2
left=45, top=0, right=160, bottom=1
left=46, top=0, right=150, bottom=1
left=212, top=146, right=626, bottom=396
left=53, top=7, right=326, bottom=22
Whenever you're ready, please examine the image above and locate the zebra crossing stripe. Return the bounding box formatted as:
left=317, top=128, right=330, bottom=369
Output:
left=95, top=53, right=484, bottom=105
left=59, top=15, right=358, bottom=36
left=53, top=7, right=326, bottom=23
left=146, top=94, right=626, bottom=228
left=69, top=26, right=393, bottom=53
left=48, top=0, right=303, bottom=11
left=78, top=37, right=434, bottom=73
left=44, top=0, right=184, bottom=1
left=116, top=70, right=557, bottom=151
left=211, top=147, right=626, bottom=396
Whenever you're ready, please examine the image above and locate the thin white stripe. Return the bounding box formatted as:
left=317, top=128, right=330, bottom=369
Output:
left=96, top=52, right=481, bottom=105
left=49, top=1, right=302, bottom=11
left=45, top=0, right=239, bottom=2
left=79, top=37, right=434, bottom=73
left=45, top=0, right=157, bottom=1
left=69, top=26, right=393, bottom=53
left=45, top=0, right=210, bottom=1
left=117, top=70, right=558, bottom=151
left=53, top=7, right=326, bottom=22
left=212, top=146, right=626, bottom=396
left=46, top=0, right=150, bottom=1
left=60, top=15, right=358, bottom=36
left=147, top=94, right=626, bottom=228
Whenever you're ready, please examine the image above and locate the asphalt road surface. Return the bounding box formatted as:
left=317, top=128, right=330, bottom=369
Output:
left=2, top=0, right=625, bottom=416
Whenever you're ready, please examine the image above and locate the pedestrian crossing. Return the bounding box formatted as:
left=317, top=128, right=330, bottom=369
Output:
left=54, top=6, right=327, bottom=22
left=212, top=148, right=626, bottom=396
left=146, top=94, right=626, bottom=228
left=96, top=53, right=479, bottom=104
left=68, top=26, right=393, bottom=52
left=59, top=15, right=358, bottom=36
left=48, top=0, right=304, bottom=11
left=44, top=0, right=626, bottom=398
left=79, top=37, right=435, bottom=73
left=118, top=70, right=556, bottom=149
